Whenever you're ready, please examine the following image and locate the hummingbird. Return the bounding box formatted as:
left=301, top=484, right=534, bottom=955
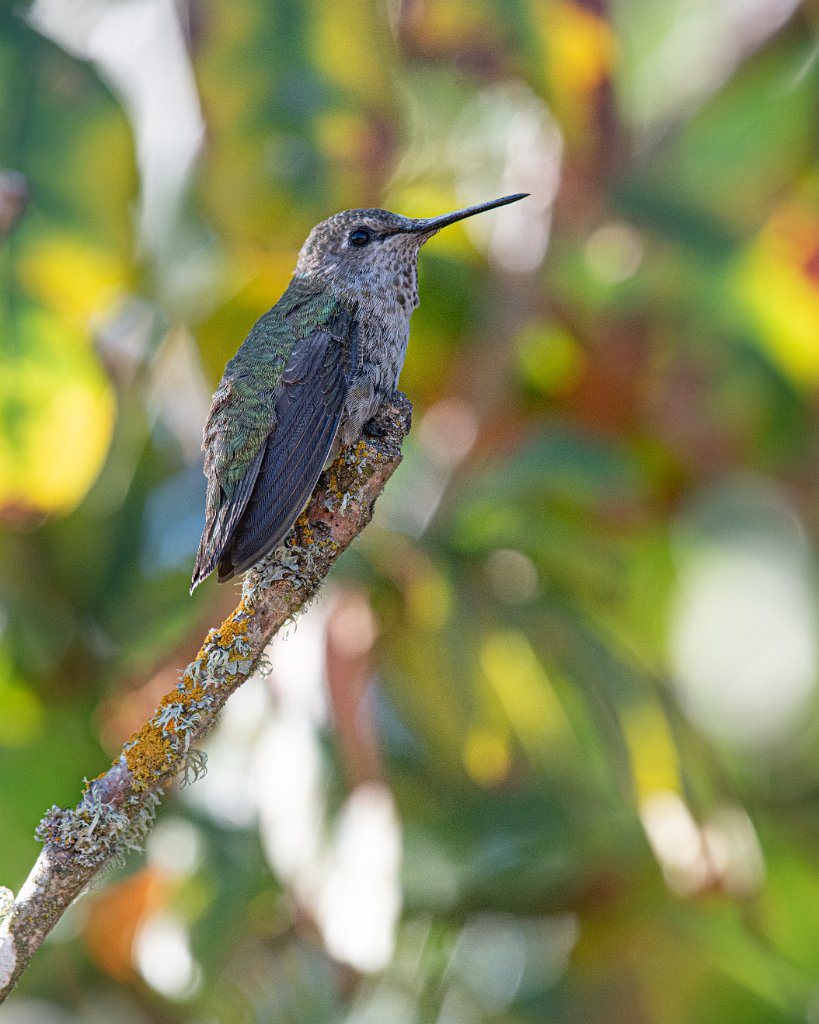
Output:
left=191, top=192, right=528, bottom=592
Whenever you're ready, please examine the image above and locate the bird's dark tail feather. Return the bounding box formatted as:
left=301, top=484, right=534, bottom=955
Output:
left=190, top=543, right=220, bottom=594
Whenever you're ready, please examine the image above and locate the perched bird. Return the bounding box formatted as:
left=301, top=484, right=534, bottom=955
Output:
left=191, top=193, right=528, bottom=592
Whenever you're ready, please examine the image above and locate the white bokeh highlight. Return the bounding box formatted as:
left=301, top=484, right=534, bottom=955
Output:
left=133, top=912, right=202, bottom=1000
left=450, top=83, right=562, bottom=274
left=669, top=479, right=817, bottom=749
left=30, top=0, right=204, bottom=255
left=316, top=784, right=402, bottom=974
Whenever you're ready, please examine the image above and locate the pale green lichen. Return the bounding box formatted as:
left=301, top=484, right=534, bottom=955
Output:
left=82, top=781, right=130, bottom=838
left=242, top=545, right=301, bottom=604
left=0, top=887, right=14, bottom=922
left=37, top=801, right=129, bottom=869
left=152, top=702, right=204, bottom=741
left=179, top=748, right=208, bottom=788
left=35, top=783, right=164, bottom=871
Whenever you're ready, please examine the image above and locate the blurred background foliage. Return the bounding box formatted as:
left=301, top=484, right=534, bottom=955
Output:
left=3, top=0, right=819, bottom=1020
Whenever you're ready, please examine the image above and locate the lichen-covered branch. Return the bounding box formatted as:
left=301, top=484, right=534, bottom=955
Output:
left=0, top=392, right=412, bottom=1003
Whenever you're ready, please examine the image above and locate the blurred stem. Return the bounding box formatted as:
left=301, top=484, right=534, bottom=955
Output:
left=0, top=392, right=412, bottom=1003
left=0, top=24, right=36, bottom=345
left=325, top=592, right=385, bottom=789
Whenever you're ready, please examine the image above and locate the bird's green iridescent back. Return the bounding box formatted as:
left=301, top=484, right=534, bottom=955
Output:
left=203, top=278, right=348, bottom=501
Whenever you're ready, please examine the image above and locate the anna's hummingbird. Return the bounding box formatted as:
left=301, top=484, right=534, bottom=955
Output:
left=191, top=192, right=528, bottom=592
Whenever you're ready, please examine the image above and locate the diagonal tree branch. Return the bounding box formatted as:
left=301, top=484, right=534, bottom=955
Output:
left=0, top=392, right=412, bottom=1003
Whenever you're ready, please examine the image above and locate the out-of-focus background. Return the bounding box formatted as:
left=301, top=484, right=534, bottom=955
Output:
left=3, top=0, right=819, bottom=1020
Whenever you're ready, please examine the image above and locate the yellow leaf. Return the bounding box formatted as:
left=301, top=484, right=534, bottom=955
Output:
left=406, top=569, right=453, bottom=629
left=537, top=0, right=616, bottom=143
left=0, top=671, right=43, bottom=747
left=19, top=236, right=125, bottom=328
left=735, top=205, right=819, bottom=385
left=310, top=2, right=391, bottom=101
left=0, top=307, right=115, bottom=516
left=480, top=629, right=571, bottom=763
left=546, top=1, right=615, bottom=93
left=463, top=727, right=512, bottom=787
left=621, top=702, right=681, bottom=801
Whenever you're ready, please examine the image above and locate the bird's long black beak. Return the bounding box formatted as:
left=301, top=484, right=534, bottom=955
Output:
left=406, top=193, right=529, bottom=236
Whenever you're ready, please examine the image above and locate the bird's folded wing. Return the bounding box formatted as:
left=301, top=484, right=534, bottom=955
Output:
left=217, top=310, right=356, bottom=580
left=190, top=439, right=265, bottom=589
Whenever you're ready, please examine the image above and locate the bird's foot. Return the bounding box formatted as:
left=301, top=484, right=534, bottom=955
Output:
left=363, top=417, right=387, bottom=438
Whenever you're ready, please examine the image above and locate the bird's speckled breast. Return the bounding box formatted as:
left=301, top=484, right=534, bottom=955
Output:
left=335, top=255, right=419, bottom=446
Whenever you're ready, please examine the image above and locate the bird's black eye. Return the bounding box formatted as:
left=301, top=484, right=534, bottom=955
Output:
left=349, top=228, right=371, bottom=247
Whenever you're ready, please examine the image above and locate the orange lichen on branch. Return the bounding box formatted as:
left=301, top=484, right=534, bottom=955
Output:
left=154, top=683, right=208, bottom=726
left=327, top=468, right=344, bottom=501
left=123, top=724, right=175, bottom=791
left=293, top=513, right=317, bottom=546
left=213, top=610, right=250, bottom=649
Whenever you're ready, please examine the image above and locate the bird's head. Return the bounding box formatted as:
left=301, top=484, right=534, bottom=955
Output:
left=294, top=194, right=528, bottom=307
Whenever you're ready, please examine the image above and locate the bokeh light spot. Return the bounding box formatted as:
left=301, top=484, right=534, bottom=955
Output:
left=485, top=548, right=539, bottom=604
left=515, top=323, right=585, bottom=396
left=463, top=728, right=512, bottom=786
left=584, top=221, right=644, bottom=283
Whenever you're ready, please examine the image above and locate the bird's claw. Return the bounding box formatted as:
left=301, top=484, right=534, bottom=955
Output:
left=363, top=417, right=387, bottom=438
